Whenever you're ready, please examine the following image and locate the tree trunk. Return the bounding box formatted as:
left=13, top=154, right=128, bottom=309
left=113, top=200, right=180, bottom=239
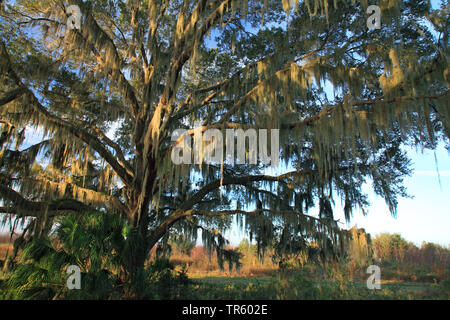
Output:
left=125, top=154, right=159, bottom=280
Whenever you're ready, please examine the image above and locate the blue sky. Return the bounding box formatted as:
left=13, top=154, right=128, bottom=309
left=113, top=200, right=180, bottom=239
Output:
left=224, top=0, right=450, bottom=247
left=224, top=144, right=450, bottom=247
left=338, top=145, right=450, bottom=246
left=342, top=0, right=450, bottom=247
left=340, top=0, right=449, bottom=247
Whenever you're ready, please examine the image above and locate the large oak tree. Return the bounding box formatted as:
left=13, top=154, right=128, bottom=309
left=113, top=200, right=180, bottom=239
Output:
left=0, top=0, right=448, bottom=278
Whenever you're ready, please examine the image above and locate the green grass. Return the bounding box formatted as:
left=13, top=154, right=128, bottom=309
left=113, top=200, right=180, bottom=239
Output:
left=197, top=276, right=434, bottom=293
left=352, top=280, right=429, bottom=290
left=191, top=275, right=272, bottom=285
left=381, top=282, right=430, bottom=292
left=187, top=274, right=447, bottom=300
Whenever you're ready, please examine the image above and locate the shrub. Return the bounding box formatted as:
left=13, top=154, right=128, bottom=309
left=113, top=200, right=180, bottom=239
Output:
left=4, top=212, right=127, bottom=299
left=144, top=258, right=192, bottom=299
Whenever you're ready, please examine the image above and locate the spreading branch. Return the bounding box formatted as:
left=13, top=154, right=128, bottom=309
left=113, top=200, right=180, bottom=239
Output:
left=0, top=184, right=94, bottom=217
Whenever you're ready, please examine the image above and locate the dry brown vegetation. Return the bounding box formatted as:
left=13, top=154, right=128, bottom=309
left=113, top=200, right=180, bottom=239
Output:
left=0, top=233, right=17, bottom=267
left=183, top=247, right=275, bottom=278
left=148, top=245, right=277, bottom=278
left=0, top=244, right=12, bottom=261
left=144, top=233, right=450, bottom=286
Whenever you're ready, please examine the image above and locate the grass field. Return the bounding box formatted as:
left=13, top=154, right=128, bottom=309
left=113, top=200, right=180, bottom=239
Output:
left=192, top=276, right=429, bottom=291
left=0, top=244, right=12, bottom=270
left=181, top=274, right=448, bottom=300
left=1, top=234, right=449, bottom=300
left=162, top=240, right=450, bottom=300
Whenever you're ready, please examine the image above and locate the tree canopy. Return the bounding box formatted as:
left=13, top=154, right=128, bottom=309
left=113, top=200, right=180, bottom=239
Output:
left=0, top=0, right=448, bottom=277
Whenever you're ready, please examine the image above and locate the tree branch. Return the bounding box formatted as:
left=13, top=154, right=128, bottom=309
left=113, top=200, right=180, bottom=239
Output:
left=0, top=86, right=27, bottom=106
left=0, top=184, right=93, bottom=217
left=71, top=13, right=141, bottom=116
left=0, top=40, right=134, bottom=187
left=189, top=208, right=338, bottom=229
left=285, top=90, right=450, bottom=130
